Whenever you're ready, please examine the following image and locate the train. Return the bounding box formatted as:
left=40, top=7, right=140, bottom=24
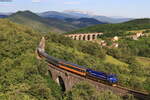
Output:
left=37, top=48, right=118, bottom=86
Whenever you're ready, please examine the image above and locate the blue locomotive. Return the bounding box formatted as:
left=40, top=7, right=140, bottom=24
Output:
left=86, top=69, right=118, bottom=86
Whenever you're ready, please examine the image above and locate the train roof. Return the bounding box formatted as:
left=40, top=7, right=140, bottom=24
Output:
left=40, top=51, right=62, bottom=63
left=47, top=55, right=61, bottom=62
left=45, top=52, right=87, bottom=69
left=87, top=69, right=116, bottom=76
left=88, top=69, right=108, bottom=76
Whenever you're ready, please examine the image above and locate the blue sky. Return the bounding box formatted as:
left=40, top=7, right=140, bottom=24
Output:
left=0, top=0, right=150, bottom=18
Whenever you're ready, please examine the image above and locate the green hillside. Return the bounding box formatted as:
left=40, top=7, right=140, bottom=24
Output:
left=8, top=11, right=78, bottom=33
left=0, top=19, right=149, bottom=100
left=104, top=55, right=128, bottom=67
left=136, top=57, right=150, bottom=67
left=68, top=18, right=150, bottom=36
left=125, top=18, right=150, bottom=24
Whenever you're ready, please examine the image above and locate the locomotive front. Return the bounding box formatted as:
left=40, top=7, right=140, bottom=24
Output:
left=107, top=74, right=118, bottom=86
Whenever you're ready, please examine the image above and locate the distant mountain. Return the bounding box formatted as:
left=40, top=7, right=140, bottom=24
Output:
left=43, top=17, right=79, bottom=32
left=39, top=10, right=133, bottom=24
left=125, top=18, right=150, bottom=24
left=0, top=15, right=8, bottom=18
left=39, top=11, right=106, bottom=28
left=1, top=11, right=133, bottom=24
left=64, top=18, right=106, bottom=27
left=8, top=11, right=79, bottom=33
left=38, top=11, right=78, bottom=19
left=64, top=10, right=92, bottom=18
left=63, top=10, right=133, bottom=23
left=0, top=13, right=11, bottom=18
left=93, top=15, right=132, bottom=23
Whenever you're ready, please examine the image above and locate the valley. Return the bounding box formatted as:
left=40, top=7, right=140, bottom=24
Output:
left=0, top=10, right=150, bottom=100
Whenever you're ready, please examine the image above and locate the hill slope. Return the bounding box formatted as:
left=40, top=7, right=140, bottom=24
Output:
left=0, top=19, right=59, bottom=99
left=125, top=18, right=150, bottom=24
left=64, top=18, right=105, bottom=28
left=0, top=19, right=149, bottom=99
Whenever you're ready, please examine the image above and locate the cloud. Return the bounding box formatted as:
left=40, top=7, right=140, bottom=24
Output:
left=64, top=1, right=80, bottom=5
left=32, top=0, right=41, bottom=2
left=0, top=3, right=15, bottom=7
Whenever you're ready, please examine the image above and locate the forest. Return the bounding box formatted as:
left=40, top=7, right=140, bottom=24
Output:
left=0, top=19, right=150, bottom=100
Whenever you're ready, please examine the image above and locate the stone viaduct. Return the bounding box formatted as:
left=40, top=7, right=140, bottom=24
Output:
left=65, top=33, right=103, bottom=41
left=48, top=63, right=124, bottom=93
left=48, top=63, right=149, bottom=100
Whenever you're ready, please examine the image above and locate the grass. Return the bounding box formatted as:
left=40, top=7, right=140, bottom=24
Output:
left=136, top=56, right=150, bottom=67
left=128, top=29, right=149, bottom=33
left=104, top=55, right=128, bottom=66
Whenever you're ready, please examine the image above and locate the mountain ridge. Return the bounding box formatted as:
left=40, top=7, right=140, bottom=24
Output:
left=38, top=11, right=78, bottom=19
left=1, top=10, right=133, bottom=24
left=39, top=10, right=133, bottom=23
left=64, top=17, right=106, bottom=28
left=8, top=11, right=79, bottom=33
left=7, top=11, right=105, bottom=33
left=63, top=10, right=133, bottom=23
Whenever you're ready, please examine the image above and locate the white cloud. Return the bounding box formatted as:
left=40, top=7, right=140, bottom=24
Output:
left=0, top=3, right=15, bottom=7
left=64, top=9, right=96, bottom=15
left=32, top=0, right=41, bottom=2
left=64, top=1, right=80, bottom=5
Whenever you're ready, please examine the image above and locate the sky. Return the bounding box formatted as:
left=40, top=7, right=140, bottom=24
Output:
left=0, top=0, right=150, bottom=18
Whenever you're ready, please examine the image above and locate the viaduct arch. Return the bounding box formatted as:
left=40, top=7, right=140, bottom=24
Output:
left=65, top=33, right=103, bottom=41
left=56, top=76, right=66, bottom=91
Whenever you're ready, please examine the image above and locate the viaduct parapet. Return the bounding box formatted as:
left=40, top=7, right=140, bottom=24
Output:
left=65, top=33, right=103, bottom=41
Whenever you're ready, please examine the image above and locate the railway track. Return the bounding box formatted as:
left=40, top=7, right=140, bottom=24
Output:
left=116, top=85, right=150, bottom=100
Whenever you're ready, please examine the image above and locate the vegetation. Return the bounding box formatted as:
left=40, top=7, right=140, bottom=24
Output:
left=136, top=57, right=150, bottom=67
left=0, top=18, right=149, bottom=100
left=63, top=82, right=136, bottom=100
left=104, top=55, right=128, bottom=66
left=105, top=36, right=150, bottom=64
left=120, top=37, right=150, bottom=57
left=0, top=19, right=60, bottom=100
